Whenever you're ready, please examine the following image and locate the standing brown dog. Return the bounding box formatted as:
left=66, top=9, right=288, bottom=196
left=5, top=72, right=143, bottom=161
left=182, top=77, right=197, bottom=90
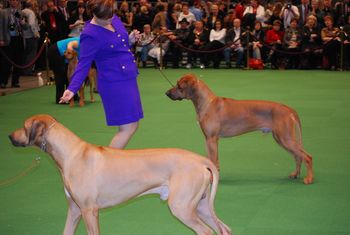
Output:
left=9, top=114, right=231, bottom=235
left=166, top=74, right=313, bottom=184
left=65, top=49, right=96, bottom=107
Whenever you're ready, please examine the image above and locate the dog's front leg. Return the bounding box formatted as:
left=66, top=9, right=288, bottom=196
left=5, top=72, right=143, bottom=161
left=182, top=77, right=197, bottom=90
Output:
left=81, top=207, right=100, bottom=235
left=63, top=197, right=81, bottom=235
left=205, top=136, right=220, bottom=171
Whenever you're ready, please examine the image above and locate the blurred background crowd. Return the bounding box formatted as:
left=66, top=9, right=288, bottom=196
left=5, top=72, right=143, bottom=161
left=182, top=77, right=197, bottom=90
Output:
left=0, top=0, right=349, bottom=88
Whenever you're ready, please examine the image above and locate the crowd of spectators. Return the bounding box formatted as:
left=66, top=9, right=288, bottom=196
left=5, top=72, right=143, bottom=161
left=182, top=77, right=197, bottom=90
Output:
left=0, top=0, right=349, bottom=89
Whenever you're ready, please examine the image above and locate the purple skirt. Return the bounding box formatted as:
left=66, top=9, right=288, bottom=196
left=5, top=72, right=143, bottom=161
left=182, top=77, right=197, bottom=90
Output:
left=98, top=78, right=143, bottom=126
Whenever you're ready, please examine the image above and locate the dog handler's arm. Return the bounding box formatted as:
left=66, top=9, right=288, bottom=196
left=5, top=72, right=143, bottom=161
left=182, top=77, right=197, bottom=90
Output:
left=60, top=34, right=99, bottom=103
left=66, top=40, right=79, bottom=52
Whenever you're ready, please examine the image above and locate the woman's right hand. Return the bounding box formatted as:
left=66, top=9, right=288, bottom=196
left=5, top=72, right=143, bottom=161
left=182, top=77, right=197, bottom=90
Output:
left=59, top=90, right=74, bottom=103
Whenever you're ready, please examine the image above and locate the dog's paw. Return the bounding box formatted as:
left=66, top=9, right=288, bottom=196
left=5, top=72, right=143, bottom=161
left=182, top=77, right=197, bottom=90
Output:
left=79, top=100, right=85, bottom=107
left=288, top=172, right=298, bottom=179
left=303, top=177, right=313, bottom=184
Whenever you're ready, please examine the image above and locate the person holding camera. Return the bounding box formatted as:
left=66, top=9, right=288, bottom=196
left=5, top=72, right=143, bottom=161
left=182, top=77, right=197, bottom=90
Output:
left=280, top=1, right=300, bottom=28
left=0, top=0, right=25, bottom=89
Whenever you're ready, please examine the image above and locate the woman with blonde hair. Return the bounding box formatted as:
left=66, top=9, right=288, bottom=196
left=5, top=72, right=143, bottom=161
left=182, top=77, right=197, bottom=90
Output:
left=118, top=1, right=133, bottom=32
left=300, top=14, right=322, bottom=69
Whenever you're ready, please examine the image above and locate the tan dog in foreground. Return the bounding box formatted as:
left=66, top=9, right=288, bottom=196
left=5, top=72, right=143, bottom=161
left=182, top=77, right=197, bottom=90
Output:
left=65, top=49, right=96, bottom=107
left=166, top=74, right=313, bottom=184
left=9, top=114, right=231, bottom=235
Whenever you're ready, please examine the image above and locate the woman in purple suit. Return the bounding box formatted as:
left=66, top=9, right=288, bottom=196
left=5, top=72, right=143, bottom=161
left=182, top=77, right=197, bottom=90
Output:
left=60, top=0, right=143, bottom=149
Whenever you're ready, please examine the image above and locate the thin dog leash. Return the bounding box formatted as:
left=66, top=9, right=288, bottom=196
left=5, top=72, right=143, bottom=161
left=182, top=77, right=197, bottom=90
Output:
left=158, top=68, right=175, bottom=87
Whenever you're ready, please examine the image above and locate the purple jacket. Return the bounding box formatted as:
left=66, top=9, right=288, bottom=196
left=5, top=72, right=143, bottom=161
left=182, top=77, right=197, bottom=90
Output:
left=68, top=16, right=138, bottom=94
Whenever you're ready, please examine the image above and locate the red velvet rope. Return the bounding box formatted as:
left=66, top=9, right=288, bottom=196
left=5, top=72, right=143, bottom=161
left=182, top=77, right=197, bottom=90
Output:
left=250, top=33, right=341, bottom=55
left=0, top=40, right=48, bottom=69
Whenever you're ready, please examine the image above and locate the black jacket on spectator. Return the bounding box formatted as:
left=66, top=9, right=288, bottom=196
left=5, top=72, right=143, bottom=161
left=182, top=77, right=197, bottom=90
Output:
left=187, top=29, right=209, bottom=65
left=205, top=15, right=224, bottom=31
left=265, top=14, right=284, bottom=28
left=225, top=27, right=245, bottom=46
left=335, top=2, right=350, bottom=26
left=133, top=12, right=153, bottom=32
left=320, top=7, right=336, bottom=25
left=67, top=11, right=90, bottom=26
left=187, top=29, right=209, bottom=46
left=301, top=25, right=321, bottom=49
left=41, top=9, right=69, bottom=43
left=297, top=4, right=312, bottom=27
left=166, top=28, right=190, bottom=68
left=173, top=28, right=191, bottom=46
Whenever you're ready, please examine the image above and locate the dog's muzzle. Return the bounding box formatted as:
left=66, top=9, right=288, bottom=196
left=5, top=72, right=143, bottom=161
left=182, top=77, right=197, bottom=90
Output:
left=165, top=90, right=183, bottom=101
left=8, top=134, right=26, bottom=147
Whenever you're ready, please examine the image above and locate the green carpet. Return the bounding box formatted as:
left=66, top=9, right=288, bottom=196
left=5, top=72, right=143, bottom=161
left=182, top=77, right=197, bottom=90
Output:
left=1, top=69, right=350, bottom=235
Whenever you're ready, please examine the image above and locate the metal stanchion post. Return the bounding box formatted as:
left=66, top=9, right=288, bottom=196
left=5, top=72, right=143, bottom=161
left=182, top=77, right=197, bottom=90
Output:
left=244, top=26, right=251, bottom=70
left=340, top=27, right=344, bottom=71
left=44, top=33, right=50, bottom=85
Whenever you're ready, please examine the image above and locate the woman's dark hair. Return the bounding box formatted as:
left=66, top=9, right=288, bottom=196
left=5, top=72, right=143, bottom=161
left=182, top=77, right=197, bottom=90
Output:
left=88, top=0, right=113, bottom=19
left=156, top=3, right=165, bottom=12
left=254, top=20, right=262, bottom=27
left=290, top=17, right=298, bottom=24
left=215, top=20, right=222, bottom=29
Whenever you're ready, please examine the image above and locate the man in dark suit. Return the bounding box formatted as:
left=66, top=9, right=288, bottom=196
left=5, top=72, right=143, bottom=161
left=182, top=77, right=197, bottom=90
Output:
left=298, top=0, right=311, bottom=27
left=335, top=0, right=350, bottom=26
left=41, top=0, right=69, bottom=44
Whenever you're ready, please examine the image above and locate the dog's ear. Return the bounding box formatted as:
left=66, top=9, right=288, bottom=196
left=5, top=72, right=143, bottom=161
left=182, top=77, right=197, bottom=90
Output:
left=183, top=76, right=197, bottom=98
left=28, top=120, right=45, bottom=146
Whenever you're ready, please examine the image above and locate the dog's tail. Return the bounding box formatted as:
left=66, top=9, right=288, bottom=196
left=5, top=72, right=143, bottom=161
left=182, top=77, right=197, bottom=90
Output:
left=205, top=163, right=232, bottom=235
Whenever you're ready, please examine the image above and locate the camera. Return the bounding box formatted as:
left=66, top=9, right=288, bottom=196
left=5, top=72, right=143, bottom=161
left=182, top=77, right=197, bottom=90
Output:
left=14, top=11, right=21, bottom=18
left=286, top=3, right=292, bottom=9
left=9, top=24, right=15, bottom=31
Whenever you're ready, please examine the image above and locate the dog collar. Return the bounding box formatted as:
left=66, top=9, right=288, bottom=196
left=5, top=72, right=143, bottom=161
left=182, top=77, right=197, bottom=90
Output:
left=40, top=121, right=56, bottom=152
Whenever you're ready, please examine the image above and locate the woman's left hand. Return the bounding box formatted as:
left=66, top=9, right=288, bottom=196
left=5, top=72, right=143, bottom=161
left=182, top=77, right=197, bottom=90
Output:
left=59, top=90, right=74, bottom=103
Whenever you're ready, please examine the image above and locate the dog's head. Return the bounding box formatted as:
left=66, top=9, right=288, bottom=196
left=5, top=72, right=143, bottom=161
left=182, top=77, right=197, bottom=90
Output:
left=9, top=115, right=57, bottom=148
left=64, top=49, right=77, bottom=61
left=165, top=74, right=199, bottom=101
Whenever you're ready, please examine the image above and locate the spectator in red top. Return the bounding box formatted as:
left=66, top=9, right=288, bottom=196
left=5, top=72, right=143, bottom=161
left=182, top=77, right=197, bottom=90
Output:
left=265, top=19, right=284, bottom=69
left=234, top=1, right=246, bottom=20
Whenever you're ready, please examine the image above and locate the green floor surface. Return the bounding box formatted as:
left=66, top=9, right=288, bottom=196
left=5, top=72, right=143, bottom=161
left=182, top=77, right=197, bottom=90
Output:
left=1, top=69, right=349, bottom=235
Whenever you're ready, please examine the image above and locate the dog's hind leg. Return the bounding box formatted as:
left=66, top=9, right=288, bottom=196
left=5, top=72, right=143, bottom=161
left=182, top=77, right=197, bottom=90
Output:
left=197, top=188, right=232, bottom=235
left=81, top=207, right=100, bottom=235
left=63, top=196, right=81, bottom=235
left=272, top=125, right=313, bottom=184
left=168, top=178, right=213, bottom=235
left=169, top=202, right=213, bottom=235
